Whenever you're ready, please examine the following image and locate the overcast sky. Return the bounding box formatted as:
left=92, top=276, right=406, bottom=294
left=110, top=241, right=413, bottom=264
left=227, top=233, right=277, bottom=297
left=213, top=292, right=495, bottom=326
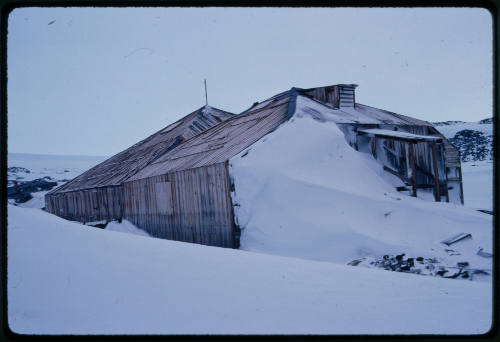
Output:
left=8, top=7, right=492, bottom=156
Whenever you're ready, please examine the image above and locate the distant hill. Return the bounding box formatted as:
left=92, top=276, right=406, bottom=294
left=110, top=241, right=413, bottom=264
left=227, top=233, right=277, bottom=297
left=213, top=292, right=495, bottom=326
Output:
left=433, top=118, right=493, bottom=162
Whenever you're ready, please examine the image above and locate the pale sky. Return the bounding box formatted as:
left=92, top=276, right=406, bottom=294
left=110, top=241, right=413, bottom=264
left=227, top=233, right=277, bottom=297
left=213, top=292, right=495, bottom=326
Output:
left=8, top=7, right=492, bottom=156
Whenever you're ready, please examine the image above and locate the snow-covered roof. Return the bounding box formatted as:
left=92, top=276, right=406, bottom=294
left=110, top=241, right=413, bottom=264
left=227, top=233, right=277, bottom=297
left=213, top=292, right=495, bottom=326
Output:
left=357, top=128, right=443, bottom=142
left=52, top=84, right=449, bottom=187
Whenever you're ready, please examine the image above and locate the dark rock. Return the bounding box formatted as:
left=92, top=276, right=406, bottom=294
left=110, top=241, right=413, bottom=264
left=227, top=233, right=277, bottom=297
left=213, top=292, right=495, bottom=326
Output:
left=445, top=269, right=463, bottom=279
left=7, top=178, right=58, bottom=204
left=457, top=261, right=469, bottom=268
left=432, top=121, right=466, bottom=126
left=449, top=129, right=493, bottom=162
left=436, top=269, right=449, bottom=276
left=8, top=166, right=30, bottom=173
left=478, top=117, right=493, bottom=124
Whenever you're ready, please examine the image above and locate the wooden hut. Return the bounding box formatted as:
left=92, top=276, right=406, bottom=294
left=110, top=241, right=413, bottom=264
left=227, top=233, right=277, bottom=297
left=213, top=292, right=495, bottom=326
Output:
left=301, top=85, right=463, bottom=204
left=45, top=106, right=235, bottom=224
left=46, top=84, right=463, bottom=249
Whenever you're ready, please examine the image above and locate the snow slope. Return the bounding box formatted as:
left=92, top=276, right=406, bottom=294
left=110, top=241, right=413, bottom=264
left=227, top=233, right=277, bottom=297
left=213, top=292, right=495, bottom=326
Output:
left=461, top=161, right=494, bottom=211
left=7, top=205, right=492, bottom=334
left=230, top=96, right=492, bottom=273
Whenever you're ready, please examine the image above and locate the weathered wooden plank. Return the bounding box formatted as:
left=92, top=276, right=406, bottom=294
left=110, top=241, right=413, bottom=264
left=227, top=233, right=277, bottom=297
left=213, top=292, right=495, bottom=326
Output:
left=409, top=143, right=417, bottom=197
left=432, top=142, right=441, bottom=202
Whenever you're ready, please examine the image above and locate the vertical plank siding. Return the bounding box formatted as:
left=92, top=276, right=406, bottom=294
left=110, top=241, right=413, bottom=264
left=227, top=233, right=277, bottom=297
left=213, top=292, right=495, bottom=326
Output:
left=122, top=162, right=236, bottom=248
left=45, top=185, right=123, bottom=223
left=337, top=123, right=461, bottom=203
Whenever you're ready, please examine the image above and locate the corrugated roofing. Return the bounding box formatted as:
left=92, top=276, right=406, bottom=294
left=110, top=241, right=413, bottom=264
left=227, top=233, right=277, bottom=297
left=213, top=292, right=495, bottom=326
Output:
left=49, top=106, right=235, bottom=193
left=129, top=89, right=445, bottom=179
left=295, top=90, right=433, bottom=126
left=129, top=94, right=292, bottom=180
left=52, top=84, right=448, bottom=188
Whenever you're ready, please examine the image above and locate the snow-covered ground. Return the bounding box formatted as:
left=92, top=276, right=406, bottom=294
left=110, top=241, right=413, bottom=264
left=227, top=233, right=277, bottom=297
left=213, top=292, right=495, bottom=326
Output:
left=7, top=205, right=492, bottom=334
left=6, top=109, right=494, bottom=334
left=461, top=160, right=494, bottom=211
left=433, top=120, right=492, bottom=138
left=230, top=96, right=493, bottom=277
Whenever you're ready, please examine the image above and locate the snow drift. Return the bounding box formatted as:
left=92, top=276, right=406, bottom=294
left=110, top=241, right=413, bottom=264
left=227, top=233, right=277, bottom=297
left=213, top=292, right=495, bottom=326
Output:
left=7, top=205, right=492, bottom=334
left=230, top=95, right=492, bottom=272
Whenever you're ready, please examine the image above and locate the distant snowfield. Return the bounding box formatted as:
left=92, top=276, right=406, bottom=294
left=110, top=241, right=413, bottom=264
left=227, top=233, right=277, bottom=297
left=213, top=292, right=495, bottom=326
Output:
left=7, top=205, right=492, bottom=335
left=8, top=153, right=107, bottom=182
left=461, top=160, right=493, bottom=211
left=434, top=121, right=492, bottom=138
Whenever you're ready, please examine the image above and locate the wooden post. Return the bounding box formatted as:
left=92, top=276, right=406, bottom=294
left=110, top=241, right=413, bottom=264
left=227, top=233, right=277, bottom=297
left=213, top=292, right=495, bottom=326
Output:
left=431, top=142, right=441, bottom=202
left=458, top=166, right=464, bottom=205
left=204, top=79, right=208, bottom=106
left=409, top=143, right=417, bottom=197
left=371, top=137, right=377, bottom=159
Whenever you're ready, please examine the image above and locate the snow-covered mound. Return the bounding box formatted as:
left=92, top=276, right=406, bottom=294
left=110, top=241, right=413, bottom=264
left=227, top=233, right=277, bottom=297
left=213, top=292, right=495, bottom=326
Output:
left=230, top=96, right=492, bottom=275
left=7, top=205, right=492, bottom=334
left=105, top=219, right=151, bottom=237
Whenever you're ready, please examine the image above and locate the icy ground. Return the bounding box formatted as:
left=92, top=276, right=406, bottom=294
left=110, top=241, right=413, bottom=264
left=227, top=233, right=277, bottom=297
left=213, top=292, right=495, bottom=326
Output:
left=7, top=205, right=492, bottom=334
left=230, top=95, right=493, bottom=280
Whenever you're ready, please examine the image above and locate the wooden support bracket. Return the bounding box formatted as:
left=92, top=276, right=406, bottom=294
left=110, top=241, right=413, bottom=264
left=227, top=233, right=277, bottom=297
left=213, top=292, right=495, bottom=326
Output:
left=431, top=142, right=441, bottom=202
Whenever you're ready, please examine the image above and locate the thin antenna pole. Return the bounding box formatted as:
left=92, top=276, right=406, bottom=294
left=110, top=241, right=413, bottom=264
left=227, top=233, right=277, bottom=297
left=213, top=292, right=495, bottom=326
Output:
left=204, top=79, right=208, bottom=106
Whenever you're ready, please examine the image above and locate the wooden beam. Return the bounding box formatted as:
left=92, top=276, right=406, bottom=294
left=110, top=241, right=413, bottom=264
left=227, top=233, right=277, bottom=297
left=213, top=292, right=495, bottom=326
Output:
left=431, top=142, right=441, bottom=202
left=409, top=143, right=417, bottom=197
left=371, top=137, right=377, bottom=159
left=458, top=166, right=464, bottom=205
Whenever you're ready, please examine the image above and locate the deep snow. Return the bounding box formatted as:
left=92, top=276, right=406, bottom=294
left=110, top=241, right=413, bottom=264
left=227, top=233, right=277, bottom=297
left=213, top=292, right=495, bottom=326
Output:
left=461, top=160, right=494, bottom=211
left=7, top=205, right=492, bottom=334
left=230, top=95, right=492, bottom=274
left=6, top=105, right=494, bottom=334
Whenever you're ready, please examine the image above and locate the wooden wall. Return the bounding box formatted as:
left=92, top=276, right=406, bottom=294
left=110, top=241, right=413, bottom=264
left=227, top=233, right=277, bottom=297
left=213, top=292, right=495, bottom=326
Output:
left=45, top=185, right=123, bottom=223
left=337, top=123, right=462, bottom=203
left=303, top=86, right=339, bottom=107
left=122, top=161, right=236, bottom=248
